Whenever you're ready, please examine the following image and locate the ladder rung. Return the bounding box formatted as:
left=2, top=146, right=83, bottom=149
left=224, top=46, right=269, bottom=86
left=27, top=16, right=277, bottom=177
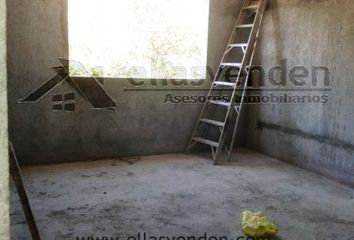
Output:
left=214, top=81, right=236, bottom=87
left=243, top=4, right=259, bottom=11
left=228, top=43, right=248, bottom=48
left=208, top=100, right=231, bottom=107
left=221, top=63, right=242, bottom=67
left=236, top=24, right=254, bottom=28
left=192, top=137, right=219, bottom=147
left=200, top=118, right=225, bottom=127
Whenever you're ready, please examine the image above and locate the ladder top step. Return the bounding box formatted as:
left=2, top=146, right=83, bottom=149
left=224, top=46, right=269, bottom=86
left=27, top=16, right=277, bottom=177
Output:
left=243, top=4, right=259, bottom=11
left=228, top=43, right=248, bottom=48
left=192, top=137, right=219, bottom=148
left=236, top=24, right=254, bottom=28
left=208, top=100, right=231, bottom=107
left=221, top=63, right=242, bottom=67
left=200, top=118, right=225, bottom=127
left=214, top=81, right=236, bottom=87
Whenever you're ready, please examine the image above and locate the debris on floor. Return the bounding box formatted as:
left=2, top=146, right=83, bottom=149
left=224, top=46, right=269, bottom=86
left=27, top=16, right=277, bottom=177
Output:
left=241, top=210, right=278, bottom=237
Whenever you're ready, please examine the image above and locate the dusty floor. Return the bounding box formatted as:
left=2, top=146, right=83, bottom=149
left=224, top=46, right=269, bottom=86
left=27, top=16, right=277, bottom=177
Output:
left=10, top=149, right=354, bottom=240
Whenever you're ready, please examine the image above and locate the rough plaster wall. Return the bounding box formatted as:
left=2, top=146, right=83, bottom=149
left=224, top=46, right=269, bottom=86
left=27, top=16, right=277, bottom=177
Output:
left=7, top=0, right=70, bottom=164
left=0, top=0, right=9, bottom=237
left=7, top=0, right=243, bottom=164
left=246, top=0, right=354, bottom=186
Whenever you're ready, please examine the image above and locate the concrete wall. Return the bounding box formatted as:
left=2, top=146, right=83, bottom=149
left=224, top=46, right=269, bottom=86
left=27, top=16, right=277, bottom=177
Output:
left=246, top=0, right=354, bottom=186
left=7, top=0, right=243, bottom=164
left=0, top=0, right=9, bottom=237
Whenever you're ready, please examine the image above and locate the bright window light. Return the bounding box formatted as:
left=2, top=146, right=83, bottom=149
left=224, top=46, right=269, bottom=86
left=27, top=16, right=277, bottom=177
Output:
left=69, top=0, right=210, bottom=79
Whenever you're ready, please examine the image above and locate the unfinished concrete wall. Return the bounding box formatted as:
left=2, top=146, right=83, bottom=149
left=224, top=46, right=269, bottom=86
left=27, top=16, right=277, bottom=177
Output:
left=0, top=0, right=9, bottom=237
left=7, top=0, right=243, bottom=164
left=246, top=0, right=354, bottom=186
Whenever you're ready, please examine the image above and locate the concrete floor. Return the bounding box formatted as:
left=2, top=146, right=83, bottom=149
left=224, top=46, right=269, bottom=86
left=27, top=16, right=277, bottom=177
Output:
left=11, top=149, right=354, bottom=240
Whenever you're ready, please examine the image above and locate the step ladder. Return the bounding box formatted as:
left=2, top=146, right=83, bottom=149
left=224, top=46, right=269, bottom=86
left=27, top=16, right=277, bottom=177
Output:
left=185, top=0, right=267, bottom=164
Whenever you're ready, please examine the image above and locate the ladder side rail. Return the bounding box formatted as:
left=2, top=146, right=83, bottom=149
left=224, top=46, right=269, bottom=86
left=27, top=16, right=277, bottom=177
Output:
left=212, top=1, right=263, bottom=163
left=222, top=2, right=263, bottom=124
left=227, top=0, right=267, bottom=161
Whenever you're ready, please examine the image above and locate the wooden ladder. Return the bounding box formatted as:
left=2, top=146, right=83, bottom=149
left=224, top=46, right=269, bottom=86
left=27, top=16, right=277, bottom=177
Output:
left=185, top=0, right=267, bottom=164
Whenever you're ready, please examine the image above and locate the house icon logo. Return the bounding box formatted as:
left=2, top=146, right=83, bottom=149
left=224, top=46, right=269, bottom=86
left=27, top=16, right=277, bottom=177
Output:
left=19, top=58, right=118, bottom=111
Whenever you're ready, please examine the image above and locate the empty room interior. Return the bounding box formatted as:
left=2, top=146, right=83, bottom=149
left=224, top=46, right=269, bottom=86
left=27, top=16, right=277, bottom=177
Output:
left=1, top=0, right=354, bottom=239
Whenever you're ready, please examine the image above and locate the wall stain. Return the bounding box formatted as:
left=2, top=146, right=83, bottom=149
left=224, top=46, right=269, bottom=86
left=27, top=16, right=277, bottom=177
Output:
left=257, top=121, right=354, bottom=152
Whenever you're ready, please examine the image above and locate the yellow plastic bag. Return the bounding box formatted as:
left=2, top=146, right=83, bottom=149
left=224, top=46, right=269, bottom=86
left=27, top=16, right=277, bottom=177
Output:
left=241, top=210, right=278, bottom=237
